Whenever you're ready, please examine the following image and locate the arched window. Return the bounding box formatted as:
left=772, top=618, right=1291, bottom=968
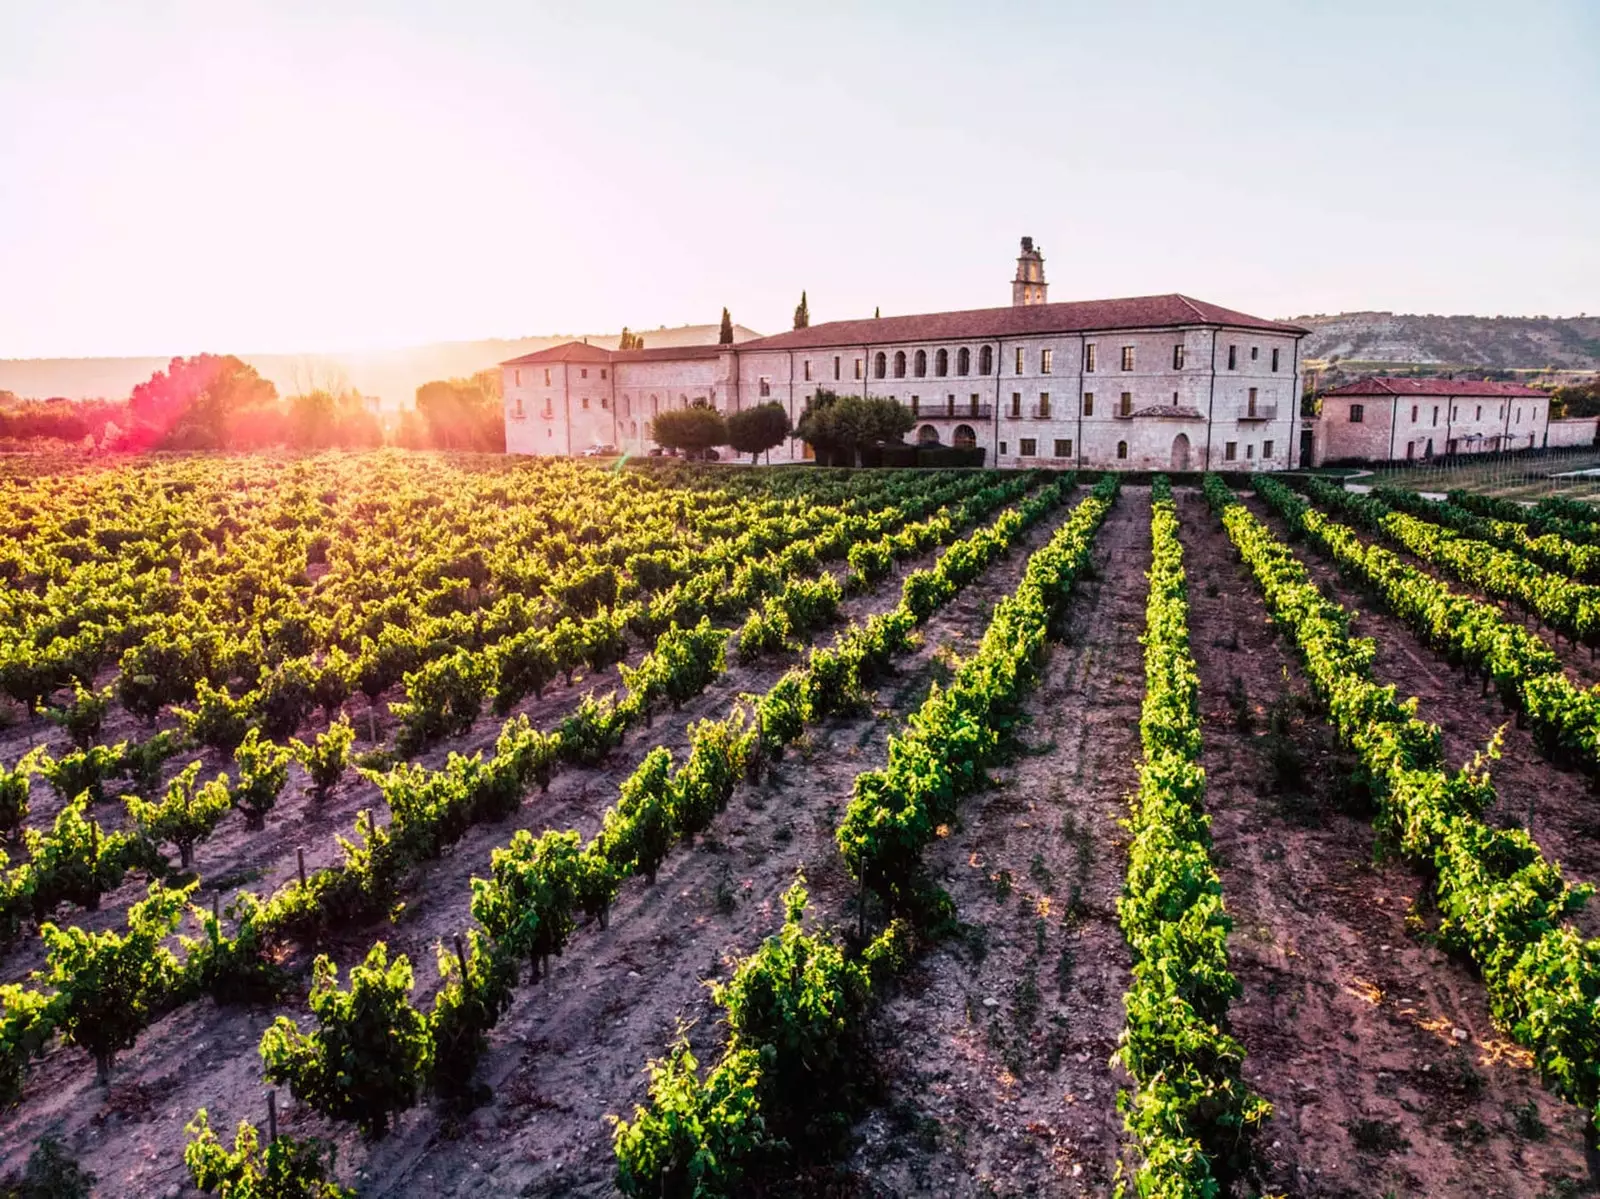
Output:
left=935, top=349, right=949, bottom=377
left=957, top=347, right=971, bottom=376
left=622, top=396, right=631, bottom=417
left=894, top=351, right=906, bottom=379
left=917, top=424, right=941, bottom=446
left=979, top=346, right=993, bottom=375
left=914, top=350, right=927, bottom=378
left=874, top=351, right=887, bottom=379
left=953, top=424, right=977, bottom=448
left=1117, top=440, right=1129, bottom=460
left=651, top=395, right=659, bottom=415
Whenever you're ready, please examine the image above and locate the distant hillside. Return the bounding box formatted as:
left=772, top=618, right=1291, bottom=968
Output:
left=1295, top=312, right=1600, bottom=374
left=0, top=322, right=763, bottom=407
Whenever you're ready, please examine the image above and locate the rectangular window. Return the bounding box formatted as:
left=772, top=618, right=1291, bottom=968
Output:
left=833, top=356, right=841, bottom=381
left=601, top=368, right=608, bottom=379
left=1119, top=391, right=1132, bottom=416
left=1011, top=392, right=1021, bottom=418
left=513, top=397, right=524, bottom=418
left=1085, top=343, right=1097, bottom=372
left=1083, top=392, right=1094, bottom=416
left=581, top=368, right=589, bottom=379
left=1263, top=439, right=1274, bottom=458
left=1248, top=386, right=1258, bottom=415
left=543, top=400, right=553, bottom=418
left=1271, top=347, right=1281, bottom=372
left=1349, top=404, right=1364, bottom=423
left=514, top=369, right=521, bottom=387
left=999, top=441, right=1008, bottom=455
left=1476, top=405, right=1482, bottom=420
left=1020, top=438, right=1037, bottom=457
left=1040, top=348, right=1053, bottom=374
left=1246, top=443, right=1254, bottom=459
left=1015, top=347, right=1025, bottom=374
left=581, top=397, right=590, bottom=409
left=1224, top=441, right=1238, bottom=461
left=946, top=394, right=956, bottom=415
left=1432, top=405, right=1439, bottom=426
left=1411, top=405, right=1418, bottom=422
left=601, top=396, right=609, bottom=410
left=854, top=358, right=863, bottom=380
left=1251, top=346, right=1259, bottom=361
left=1451, top=405, right=1458, bottom=420
left=804, top=360, right=812, bottom=381
left=969, top=393, right=980, bottom=415
left=1172, top=344, right=1185, bottom=369
left=1227, top=345, right=1238, bottom=370
left=1120, top=346, right=1135, bottom=371
left=910, top=395, right=920, bottom=415
left=544, top=368, right=552, bottom=386
left=758, top=377, right=771, bottom=398
left=1039, top=392, right=1050, bottom=418
left=1054, top=438, right=1072, bottom=458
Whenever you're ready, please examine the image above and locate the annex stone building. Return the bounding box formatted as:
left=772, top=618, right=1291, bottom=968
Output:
left=502, top=239, right=1308, bottom=471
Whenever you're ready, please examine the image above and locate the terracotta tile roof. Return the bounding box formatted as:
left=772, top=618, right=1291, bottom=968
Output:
left=741, top=294, right=1305, bottom=352
left=501, top=341, right=613, bottom=366
left=1321, top=376, right=1546, bottom=399
left=614, top=344, right=726, bottom=363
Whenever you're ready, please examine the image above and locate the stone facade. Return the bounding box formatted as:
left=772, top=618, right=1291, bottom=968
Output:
left=503, top=241, right=1307, bottom=470
left=1310, top=378, right=1556, bottom=465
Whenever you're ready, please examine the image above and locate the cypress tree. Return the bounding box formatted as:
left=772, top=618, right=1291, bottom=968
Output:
left=793, top=291, right=809, bottom=330
left=718, top=308, right=734, bottom=345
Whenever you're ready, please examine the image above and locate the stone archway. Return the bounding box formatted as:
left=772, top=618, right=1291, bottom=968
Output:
left=917, top=424, right=941, bottom=446
left=953, top=424, right=977, bottom=448
left=1170, top=433, right=1192, bottom=471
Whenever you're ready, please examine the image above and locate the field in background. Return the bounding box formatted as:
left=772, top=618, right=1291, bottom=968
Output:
left=1359, top=444, right=1600, bottom=502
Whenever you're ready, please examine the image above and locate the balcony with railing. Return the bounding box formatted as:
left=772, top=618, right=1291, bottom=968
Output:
left=1031, top=403, right=1054, bottom=420
left=910, top=401, right=993, bottom=420
left=1238, top=403, right=1278, bottom=422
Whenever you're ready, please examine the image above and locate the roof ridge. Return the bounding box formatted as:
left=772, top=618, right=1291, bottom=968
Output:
left=1174, top=294, right=1210, bottom=322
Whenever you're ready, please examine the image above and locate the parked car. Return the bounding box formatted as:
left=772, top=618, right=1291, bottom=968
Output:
left=581, top=443, right=618, bottom=457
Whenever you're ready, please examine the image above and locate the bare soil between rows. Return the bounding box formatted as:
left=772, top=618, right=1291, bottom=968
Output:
left=1190, top=488, right=1594, bottom=1198
left=0, top=502, right=1073, bottom=1197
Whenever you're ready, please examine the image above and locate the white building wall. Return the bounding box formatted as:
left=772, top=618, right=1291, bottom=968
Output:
left=504, top=325, right=1303, bottom=469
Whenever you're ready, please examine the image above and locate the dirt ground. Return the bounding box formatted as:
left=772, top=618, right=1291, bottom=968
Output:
left=1187, top=488, right=1595, bottom=1198
left=0, top=501, right=1074, bottom=1196
left=845, top=483, right=1147, bottom=1197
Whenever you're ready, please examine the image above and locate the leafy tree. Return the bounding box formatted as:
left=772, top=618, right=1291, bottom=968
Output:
left=39, top=881, right=190, bottom=1082
left=128, top=761, right=232, bottom=870
left=718, top=308, right=734, bottom=345
left=794, top=391, right=914, bottom=466
left=184, top=1110, right=352, bottom=1199
left=259, top=943, right=433, bottom=1139
left=793, top=290, right=809, bottom=330
left=405, top=371, right=504, bottom=452
left=651, top=406, right=727, bottom=457
left=725, top=403, right=791, bottom=465
left=127, top=354, right=278, bottom=450
left=618, top=327, right=646, bottom=351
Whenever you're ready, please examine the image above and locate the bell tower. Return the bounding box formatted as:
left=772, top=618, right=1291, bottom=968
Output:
left=1012, top=236, right=1048, bottom=306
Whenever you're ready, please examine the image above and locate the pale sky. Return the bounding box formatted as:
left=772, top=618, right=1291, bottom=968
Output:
left=1, top=0, right=1596, bottom=358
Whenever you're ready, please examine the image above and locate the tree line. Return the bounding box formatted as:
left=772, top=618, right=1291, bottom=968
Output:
left=0, top=356, right=504, bottom=452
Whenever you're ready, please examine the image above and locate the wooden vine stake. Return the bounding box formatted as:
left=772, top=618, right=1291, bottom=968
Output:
left=297, top=847, right=307, bottom=889
left=267, top=1089, right=277, bottom=1144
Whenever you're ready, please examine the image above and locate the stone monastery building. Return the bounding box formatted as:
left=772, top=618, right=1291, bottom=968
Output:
left=502, top=239, right=1308, bottom=471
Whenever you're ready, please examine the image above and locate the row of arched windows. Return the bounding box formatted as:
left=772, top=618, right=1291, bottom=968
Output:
left=874, top=345, right=995, bottom=381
